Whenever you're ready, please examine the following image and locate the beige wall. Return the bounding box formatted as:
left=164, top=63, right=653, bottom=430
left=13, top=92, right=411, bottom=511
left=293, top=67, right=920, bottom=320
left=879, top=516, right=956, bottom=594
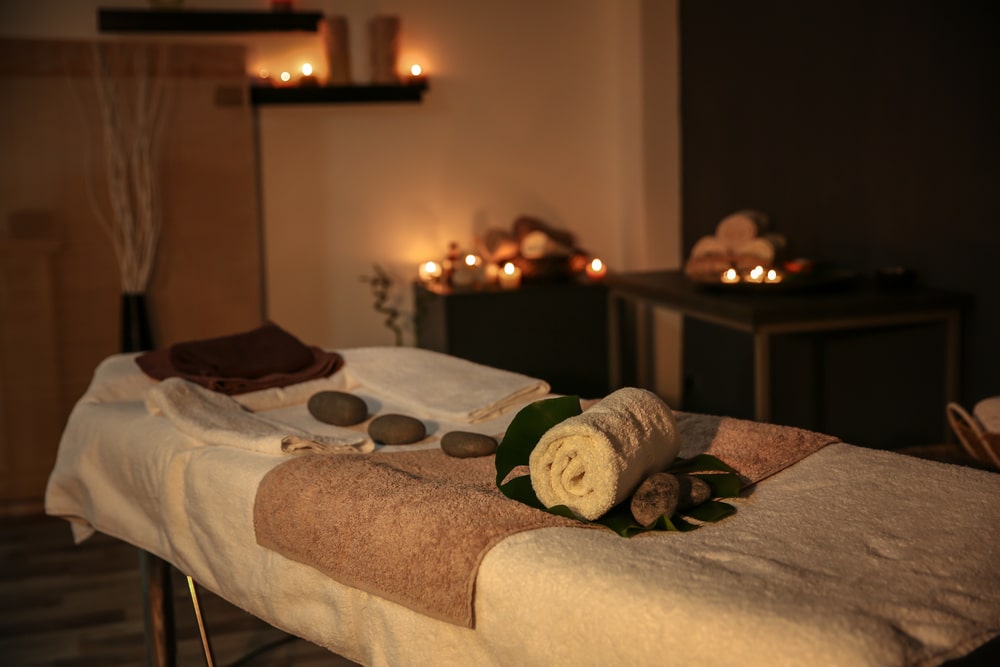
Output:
left=0, top=0, right=682, bottom=401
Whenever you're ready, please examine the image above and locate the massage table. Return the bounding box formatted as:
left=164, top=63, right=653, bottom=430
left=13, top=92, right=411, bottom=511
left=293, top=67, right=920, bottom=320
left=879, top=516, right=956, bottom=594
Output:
left=45, top=348, right=1000, bottom=667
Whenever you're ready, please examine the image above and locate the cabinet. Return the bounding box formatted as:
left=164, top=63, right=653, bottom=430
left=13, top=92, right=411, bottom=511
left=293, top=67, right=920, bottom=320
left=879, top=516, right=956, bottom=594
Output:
left=414, top=281, right=610, bottom=398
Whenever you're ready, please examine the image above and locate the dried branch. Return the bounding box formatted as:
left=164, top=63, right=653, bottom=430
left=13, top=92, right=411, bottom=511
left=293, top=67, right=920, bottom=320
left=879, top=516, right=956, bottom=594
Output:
left=360, top=264, right=404, bottom=346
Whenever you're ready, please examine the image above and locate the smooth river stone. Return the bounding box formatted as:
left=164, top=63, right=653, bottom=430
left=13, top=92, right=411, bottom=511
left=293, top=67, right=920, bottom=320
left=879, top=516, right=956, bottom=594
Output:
left=440, top=431, right=498, bottom=458
left=307, top=391, right=368, bottom=426
left=368, top=414, right=427, bottom=445
left=676, top=474, right=712, bottom=510
left=630, top=472, right=680, bottom=527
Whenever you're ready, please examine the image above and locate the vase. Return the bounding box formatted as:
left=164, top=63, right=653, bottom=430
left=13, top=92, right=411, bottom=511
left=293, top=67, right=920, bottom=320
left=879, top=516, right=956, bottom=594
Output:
left=121, top=292, right=154, bottom=353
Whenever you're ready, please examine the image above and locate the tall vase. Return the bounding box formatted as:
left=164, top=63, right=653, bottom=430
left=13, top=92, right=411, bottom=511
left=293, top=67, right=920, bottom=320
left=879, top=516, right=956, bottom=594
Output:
left=120, top=292, right=153, bottom=353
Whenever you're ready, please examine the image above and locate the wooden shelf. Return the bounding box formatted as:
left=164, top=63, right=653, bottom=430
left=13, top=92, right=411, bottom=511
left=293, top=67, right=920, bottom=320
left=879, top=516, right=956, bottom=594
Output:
left=251, top=81, right=429, bottom=106
left=98, top=8, right=324, bottom=33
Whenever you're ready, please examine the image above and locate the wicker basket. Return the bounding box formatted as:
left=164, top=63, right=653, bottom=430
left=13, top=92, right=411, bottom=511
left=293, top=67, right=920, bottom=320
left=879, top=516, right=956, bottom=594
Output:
left=946, top=402, right=1000, bottom=470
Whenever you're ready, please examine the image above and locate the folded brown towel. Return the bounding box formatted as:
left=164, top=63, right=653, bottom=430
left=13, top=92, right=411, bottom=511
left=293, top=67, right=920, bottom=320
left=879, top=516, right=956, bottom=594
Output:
left=675, top=412, right=839, bottom=486
left=254, top=451, right=581, bottom=628
left=253, top=412, right=839, bottom=628
left=135, top=322, right=343, bottom=395
left=169, top=321, right=315, bottom=378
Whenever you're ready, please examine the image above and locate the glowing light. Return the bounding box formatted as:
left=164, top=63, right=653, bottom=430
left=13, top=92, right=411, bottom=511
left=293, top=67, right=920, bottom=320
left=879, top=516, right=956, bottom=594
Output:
left=748, top=265, right=765, bottom=282
left=258, top=68, right=270, bottom=80
left=464, top=254, right=479, bottom=267
left=765, top=268, right=784, bottom=284
left=503, top=262, right=516, bottom=276
left=410, top=63, right=423, bottom=77
left=280, top=71, right=291, bottom=83
left=721, top=268, right=740, bottom=284
left=418, top=260, right=442, bottom=282
left=585, top=257, right=608, bottom=280
left=301, top=63, right=313, bottom=76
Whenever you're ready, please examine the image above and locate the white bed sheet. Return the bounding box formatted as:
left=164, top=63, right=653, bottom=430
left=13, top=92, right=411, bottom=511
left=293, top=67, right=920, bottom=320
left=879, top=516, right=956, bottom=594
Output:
left=45, top=353, right=1000, bottom=667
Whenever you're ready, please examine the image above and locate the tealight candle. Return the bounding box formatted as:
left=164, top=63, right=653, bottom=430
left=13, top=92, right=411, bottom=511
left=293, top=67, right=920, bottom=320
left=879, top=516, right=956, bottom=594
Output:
left=764, top=268, right=783, bottom=284
left=585, top=257, right=608, bottom=281
left=299, top=62, right=318, bottom=86
left=720, top=268, right=740, bottom=284
left=498, top=262, right=522, bottom=290
left=746, top=265, right=765, bottom=283
left=418, top=260, right=442, bottom=282
left=408, top=63, right=425, bottom=82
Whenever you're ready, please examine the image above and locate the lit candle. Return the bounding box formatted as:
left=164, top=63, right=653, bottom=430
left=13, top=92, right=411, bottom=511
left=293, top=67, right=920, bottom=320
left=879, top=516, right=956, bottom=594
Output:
left=720, top=268, right=740, bottom=284
left=764, top=268, right=784, bottom=284
left=452, top=253, right=483, bottom=287
left=418, top=260, right=442, bottom=282
left=498, top=262, right=522, bottom=290
left=299, top=63, right=318, bottom=86
left=585, top=257, right=608, bottom=281
left=746, top=265, right=765, bottom=283
left=279, top=71, right=292, bottom=85
left=407, top=63, right=426, bottom=83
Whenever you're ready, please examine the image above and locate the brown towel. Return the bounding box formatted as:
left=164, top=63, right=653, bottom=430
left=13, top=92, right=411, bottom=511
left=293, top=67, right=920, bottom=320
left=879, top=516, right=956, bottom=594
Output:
left=254, top=451, right=581, bottom=628
left=675, top=412, right=839, bottom=486
left=135, top=322, right=343, bottom=395
left=253, top=413, right=839, bottom=628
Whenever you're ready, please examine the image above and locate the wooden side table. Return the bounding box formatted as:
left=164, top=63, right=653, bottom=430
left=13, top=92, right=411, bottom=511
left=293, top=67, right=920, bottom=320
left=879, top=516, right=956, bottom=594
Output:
left=414, top=280, right=610, bottom=398
left=606, top=270, right=971, bottom=437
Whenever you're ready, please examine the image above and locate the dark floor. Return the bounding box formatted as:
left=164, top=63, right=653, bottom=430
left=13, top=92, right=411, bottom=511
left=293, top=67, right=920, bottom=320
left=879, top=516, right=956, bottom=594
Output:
left=0, top=513, right=359, bottom=666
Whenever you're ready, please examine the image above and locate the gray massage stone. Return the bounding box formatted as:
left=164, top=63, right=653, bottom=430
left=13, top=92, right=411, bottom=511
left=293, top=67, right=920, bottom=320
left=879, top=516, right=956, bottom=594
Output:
left=368, top=414, right=426, bottom=445
left=630, top=472, right=680, bottom=527
left=676, top=474, right=712, bottom=510
left=307, top=391, right=369, bottom=426
left=441, top=431, right=498, bottom=458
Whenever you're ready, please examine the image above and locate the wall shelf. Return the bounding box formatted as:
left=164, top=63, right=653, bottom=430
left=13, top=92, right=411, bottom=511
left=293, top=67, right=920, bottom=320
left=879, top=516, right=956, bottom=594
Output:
left=251, top=81, right=429, bottom=105
left=98, top=8, right=324, bottom=33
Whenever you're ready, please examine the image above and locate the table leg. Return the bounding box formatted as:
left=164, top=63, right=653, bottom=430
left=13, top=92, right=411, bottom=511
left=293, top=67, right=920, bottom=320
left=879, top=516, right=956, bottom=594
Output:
left=140, top=549, right=176, bottom=667
left=753, top=331, right=772, bottom=423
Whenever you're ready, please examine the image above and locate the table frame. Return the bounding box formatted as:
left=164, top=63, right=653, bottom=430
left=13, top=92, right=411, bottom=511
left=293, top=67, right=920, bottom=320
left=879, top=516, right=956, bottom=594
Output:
left=606, top=270, right=967, bottom=428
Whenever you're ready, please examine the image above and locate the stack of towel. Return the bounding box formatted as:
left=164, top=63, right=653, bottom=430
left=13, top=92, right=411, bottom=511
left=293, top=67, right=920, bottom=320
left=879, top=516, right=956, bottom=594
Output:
left=528, top=388, right=680, bottom=520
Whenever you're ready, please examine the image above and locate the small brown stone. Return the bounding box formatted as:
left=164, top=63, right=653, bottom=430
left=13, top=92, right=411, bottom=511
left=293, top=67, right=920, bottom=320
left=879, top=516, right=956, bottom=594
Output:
left=368, top=414, right=426, bottom=445
left=307, top=391, right=368, bottom=426
left=630, top=472, right=680, bottom=527
left=676, top=474, right=712, bottom=510
left=441, top=431, right=497, bottom=458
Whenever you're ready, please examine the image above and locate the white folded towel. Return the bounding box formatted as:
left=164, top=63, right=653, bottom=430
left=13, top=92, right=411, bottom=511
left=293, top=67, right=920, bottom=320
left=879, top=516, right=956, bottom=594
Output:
left=146, top=377, right=373, bottom=455
left=340, top=347, right=551, bottom=423
left=528, top=387, right=680, bottom=520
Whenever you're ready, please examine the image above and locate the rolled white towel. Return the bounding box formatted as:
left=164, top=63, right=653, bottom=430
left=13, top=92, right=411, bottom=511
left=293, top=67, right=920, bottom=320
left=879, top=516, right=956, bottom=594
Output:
left=528, top=387, right=680, bottom=520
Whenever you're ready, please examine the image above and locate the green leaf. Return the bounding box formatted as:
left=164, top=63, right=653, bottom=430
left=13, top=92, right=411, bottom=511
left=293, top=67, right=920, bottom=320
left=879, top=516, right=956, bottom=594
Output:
left=681, top=499, right=736, bottom=523
left=669, top=454, right=739, bottom=475
left=691, top=472, right=742, bottom=499
left=494, top=395, right=581, bottom=487
left=497, top=474, right=545, bottom=510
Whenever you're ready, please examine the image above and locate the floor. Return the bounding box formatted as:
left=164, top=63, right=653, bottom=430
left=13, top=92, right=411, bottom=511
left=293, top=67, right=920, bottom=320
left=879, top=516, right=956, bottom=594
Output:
left=0, top=513, right=360, bottom=667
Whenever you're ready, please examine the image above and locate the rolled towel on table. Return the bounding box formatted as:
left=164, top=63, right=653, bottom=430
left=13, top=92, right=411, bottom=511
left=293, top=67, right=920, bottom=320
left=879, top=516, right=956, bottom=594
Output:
left=529, top=387, right=680, bottom=520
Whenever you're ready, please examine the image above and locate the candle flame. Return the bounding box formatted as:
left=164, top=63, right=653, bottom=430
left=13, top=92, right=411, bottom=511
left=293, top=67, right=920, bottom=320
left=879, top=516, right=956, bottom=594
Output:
left=766, top=269, right=778, bottom=281
left=410, top=63, right=423, bottom=76
left=302, top=63, right=313, bottom=76
left=464, top=254, right=478, bottom=266
left=503, top=262, right=516, bottom=276
left=590, top=258, right=604, bottom=272
left=750, top=265, right=764, bottom=281
left=280, top=71, right=291, bottom=82
left=723, top=268, right=738, bottom=281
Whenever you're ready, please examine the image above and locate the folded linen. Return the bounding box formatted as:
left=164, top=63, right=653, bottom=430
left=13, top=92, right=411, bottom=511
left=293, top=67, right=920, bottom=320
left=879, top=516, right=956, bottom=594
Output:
left=528, top=387, right=680, bottom=520
left=340, top=347, right=550, bottom=423
left=146, top=377, right=372, bottom=455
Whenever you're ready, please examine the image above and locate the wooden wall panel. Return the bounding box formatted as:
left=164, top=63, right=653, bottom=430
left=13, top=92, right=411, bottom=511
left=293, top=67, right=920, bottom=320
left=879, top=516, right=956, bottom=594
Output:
left=0, top=38, right=263, bottom=509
